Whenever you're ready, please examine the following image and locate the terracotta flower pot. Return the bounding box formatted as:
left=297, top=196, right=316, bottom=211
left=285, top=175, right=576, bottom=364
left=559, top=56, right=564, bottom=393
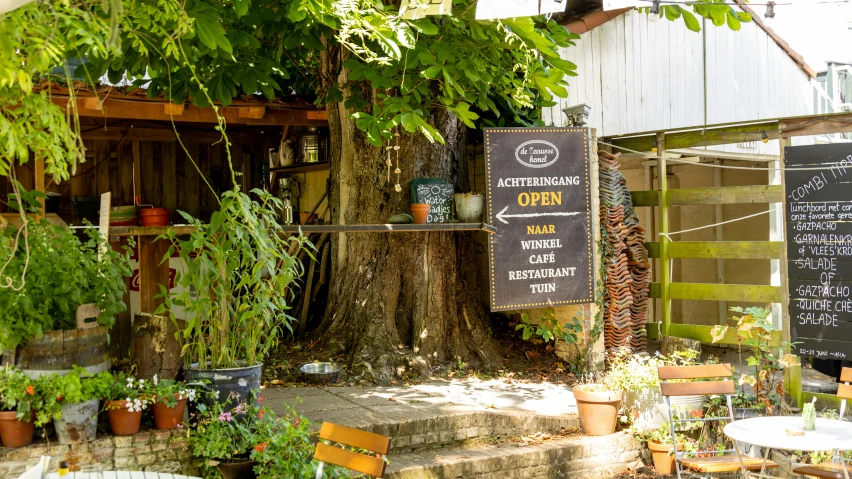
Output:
left=410, top=203, right=430, bottom=224
left=573, top=386, right=623, bottom=436
left=106, top=400, right=142, bottom=436
left=648, top=440, right=683, bottom=475
left=0, top=411, right=34, bottom=448
left=153, top=395, right=187, bottom=430
left=217, top=459, right=258, bottom=479
left=139, top=207, right=170, bottom=227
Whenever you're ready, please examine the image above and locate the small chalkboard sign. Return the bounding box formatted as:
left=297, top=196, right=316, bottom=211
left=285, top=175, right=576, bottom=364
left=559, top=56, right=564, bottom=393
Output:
left=484, top=127, right=593, bottom=311
left=412, top=179, right=453, bottom=223
left=785, top=143, right=852, bottom=360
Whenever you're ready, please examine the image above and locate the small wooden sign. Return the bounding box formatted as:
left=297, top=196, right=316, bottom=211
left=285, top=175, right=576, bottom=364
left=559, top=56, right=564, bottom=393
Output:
left=413, top=180, right=453, bottom=223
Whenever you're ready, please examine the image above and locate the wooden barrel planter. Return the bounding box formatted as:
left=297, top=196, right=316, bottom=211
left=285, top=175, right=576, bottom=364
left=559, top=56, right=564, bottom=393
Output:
left=14, top=303, right=110, bottom=379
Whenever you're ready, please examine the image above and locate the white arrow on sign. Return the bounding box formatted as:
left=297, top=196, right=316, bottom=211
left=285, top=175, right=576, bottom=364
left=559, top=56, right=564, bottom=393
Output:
left=495, top=206, right=582, bottom=224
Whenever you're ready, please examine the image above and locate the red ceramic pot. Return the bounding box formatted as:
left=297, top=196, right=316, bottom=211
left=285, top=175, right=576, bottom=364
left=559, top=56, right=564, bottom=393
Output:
left=410, top=204, right=430, bottom=225
left=106, top=400, right=142, bottom=436
left=0, top=411, right=34, bottom=448
left=139, top=208, right=170, bottom=227
left=152, top=394, right=187, bottom=430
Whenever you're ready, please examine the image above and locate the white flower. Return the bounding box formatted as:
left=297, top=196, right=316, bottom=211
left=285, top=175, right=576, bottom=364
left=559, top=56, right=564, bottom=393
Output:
left=138, top=379, right=145, bottom=388
left=213, top=389, right=220, bottom=399
left=153, top=374, right=159, bottom=386
left=186, top=389, right=197, bottom=402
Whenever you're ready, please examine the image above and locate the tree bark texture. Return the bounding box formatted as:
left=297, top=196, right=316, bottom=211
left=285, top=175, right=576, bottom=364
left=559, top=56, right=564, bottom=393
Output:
left=317, top=48, right=501, bottom=380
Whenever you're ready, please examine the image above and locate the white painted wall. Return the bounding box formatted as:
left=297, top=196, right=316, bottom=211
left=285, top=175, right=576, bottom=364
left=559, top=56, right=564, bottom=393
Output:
left=544, top=9, right=814, bottom=152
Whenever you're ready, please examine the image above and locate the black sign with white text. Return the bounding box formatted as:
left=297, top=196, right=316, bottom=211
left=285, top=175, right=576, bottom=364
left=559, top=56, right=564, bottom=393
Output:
left=785, top=143, right=852, bottom=360
left=484, top=128, right=593, bottom=311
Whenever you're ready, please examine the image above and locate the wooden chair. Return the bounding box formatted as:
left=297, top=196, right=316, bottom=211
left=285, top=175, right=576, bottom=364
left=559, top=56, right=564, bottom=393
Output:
left=659, top=364, right=778, bottom=479
left=792, top=368, right=852, bottom=479
left=313, top=422, right=392, bottom=479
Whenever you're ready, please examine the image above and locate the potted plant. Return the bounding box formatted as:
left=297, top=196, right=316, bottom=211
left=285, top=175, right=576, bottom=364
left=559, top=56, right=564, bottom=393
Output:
left=104, top=374, right=149, bottom=436
left=150, top=375, right=196, bottom=430
left=573, top=376, right=623, bottom=436
left=0, top=189, right=132, bottom=376
left=189, top=391, right=330, bottom=479
left=453, top=192, right=484, bottom=222
left=710, top=306, right=795, bottom=417
left=635, top=422, right=695, bottom=475
left=605, top=349, right=667, bottom=428
left=36, top=367, right=113, bottom=444
left=0, top=366, right=40, bottom=448
left=159, top=188, right=310, bottom=405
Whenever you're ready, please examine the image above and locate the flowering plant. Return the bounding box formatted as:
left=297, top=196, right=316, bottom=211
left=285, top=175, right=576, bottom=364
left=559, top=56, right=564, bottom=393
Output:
left=104, top=373, right=150, bottom=412
left=34, top=367, right=113, bottom=426
left=188, top=390, right=346, bottom=478
left=146, top=375, right=197, bottom=408
left=0, top=366, right=42, bottom=421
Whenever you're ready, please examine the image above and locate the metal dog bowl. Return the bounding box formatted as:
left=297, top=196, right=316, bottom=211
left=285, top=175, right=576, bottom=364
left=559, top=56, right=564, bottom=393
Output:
left=299, top=362, right=341, bottom=384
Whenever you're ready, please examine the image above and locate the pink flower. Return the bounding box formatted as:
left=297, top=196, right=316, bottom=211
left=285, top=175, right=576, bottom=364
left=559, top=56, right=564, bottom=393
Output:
left=218, top=411, right=233, bottom=422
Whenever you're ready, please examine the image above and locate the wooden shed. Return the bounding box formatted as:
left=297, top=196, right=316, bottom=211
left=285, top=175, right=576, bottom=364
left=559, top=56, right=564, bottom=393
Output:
left=0, top=84, right=331, bottom=357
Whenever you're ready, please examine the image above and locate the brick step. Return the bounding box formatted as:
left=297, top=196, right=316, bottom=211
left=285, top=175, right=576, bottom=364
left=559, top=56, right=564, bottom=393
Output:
left=384, top=431, right=641, bottom=479
left=360, top=411, right=580, bottom=452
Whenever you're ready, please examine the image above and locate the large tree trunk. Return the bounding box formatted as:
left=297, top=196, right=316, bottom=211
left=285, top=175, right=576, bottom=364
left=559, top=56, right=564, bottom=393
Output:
left=316, top=47, right=502, bottom=382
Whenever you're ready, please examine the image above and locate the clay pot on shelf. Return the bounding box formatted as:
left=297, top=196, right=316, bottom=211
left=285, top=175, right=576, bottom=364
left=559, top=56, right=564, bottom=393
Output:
left=573, top=386, right=622, bottom=436
left=648, top=440, right=683, bottom=474
left=153, top=395, right=187, bottom=430
left=139, top=207, right=170, bottom=227
left=453, top=194, right=484, bottom=222
left=410, top=204, right=430, bottom=225
left=105, top=400, right=143, bottom=436
left=0, top=411, right=34, bottom=448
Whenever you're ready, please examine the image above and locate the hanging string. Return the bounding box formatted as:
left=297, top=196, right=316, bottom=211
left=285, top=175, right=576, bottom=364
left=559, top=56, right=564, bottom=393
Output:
left=597, top=140, right=852, bottom=172
left=658, top=208, right=779, bottom=239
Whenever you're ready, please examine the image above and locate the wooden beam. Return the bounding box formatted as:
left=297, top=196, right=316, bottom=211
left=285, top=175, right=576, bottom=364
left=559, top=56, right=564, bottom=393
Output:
left=34, top=158, right=44, bottom=217
left=657, top=132, right=671, bottom=337
left=630, top=190, right=660, bottom=206
left=79, top=126, right=269, bottom=144
left=644, top=241, right=783, bottom=260
left=306, top=111, right=329, bottom=120
left=669, top=282, right=783, bottom=303
left=647, top=323, right=782, bottom=346
left=55, top=96, right=328, bottom=126
left=237, top=106, right=266, bottom=119
left=163, top=103, right=186, bottom=116
left=611, top=122, right=780, bottom=152
left=138, top=236, right=170, bottom=313
left=714, top=160, right=726, bottom=326
left=668, top=148, right=779, bottom=162
left=667, top=185, right=783, bottom=205
left=82, top=97, right=103, bottom=111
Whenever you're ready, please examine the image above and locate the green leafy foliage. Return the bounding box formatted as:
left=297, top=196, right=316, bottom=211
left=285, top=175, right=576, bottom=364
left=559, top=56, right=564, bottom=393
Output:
left=0, top=366, right=41, bottom=421
left=0, top=194, right=133, bottom=354
left=189, top=392, right=347, bottom=478
left=157, top=188, right=312, bottom=369
left=34, top=367, right=114, bottom=427
left=642, top=1, right=752, bottom=32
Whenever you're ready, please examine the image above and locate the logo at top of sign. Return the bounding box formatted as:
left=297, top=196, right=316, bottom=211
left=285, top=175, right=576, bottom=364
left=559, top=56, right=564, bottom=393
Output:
left=515, top=140, right=559, bottom=169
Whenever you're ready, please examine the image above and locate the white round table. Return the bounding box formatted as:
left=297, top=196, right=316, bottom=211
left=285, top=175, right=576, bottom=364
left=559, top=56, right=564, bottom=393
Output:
left=724, top=416, right=852, bottom=478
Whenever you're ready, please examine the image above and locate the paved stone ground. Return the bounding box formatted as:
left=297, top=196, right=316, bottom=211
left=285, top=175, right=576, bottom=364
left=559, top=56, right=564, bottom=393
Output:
left=263, top=377, right=579, bottom=429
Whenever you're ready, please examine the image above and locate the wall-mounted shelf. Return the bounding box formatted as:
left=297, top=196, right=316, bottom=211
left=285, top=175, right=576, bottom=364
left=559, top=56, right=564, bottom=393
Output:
left=280, top=223, right=496, bottom=234
left=109, top=225, right=195, bottom=237
left=269, top=162, right=330, bottom=174
left=109, top=222, right=496, bottom=236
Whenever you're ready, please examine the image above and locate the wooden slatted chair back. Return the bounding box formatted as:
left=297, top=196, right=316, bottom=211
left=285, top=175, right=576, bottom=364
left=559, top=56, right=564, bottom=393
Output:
left=313, top=422, right=391, bottom=478
left=658, top=364, right=734, bottom=397
left=840, top=367, right=852, bottom=385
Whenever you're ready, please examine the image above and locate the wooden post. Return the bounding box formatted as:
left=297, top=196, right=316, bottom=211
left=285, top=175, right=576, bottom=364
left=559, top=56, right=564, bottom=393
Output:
left=138, top=235, right=170, bottom=313
left=714, top=160, right=727, bottom=325
left=657, top=132, right=671, bottom=337
left=131, top=313, right=183, bottom=379
left=644, top=164, right=656, bottom=324
left=589, top=129, right=605, bottom=367
left=778, top=135, right=801, bottom=407
left=34, top=158, right=45, bottom=218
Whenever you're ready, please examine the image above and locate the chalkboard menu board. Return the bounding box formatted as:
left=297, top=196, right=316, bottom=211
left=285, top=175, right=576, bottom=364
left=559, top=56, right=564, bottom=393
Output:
left=785, top=143, right=852, bottom=360
left=484, top=128, right=593, bottom=311
left=412, top=180, right=453, bottom=223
